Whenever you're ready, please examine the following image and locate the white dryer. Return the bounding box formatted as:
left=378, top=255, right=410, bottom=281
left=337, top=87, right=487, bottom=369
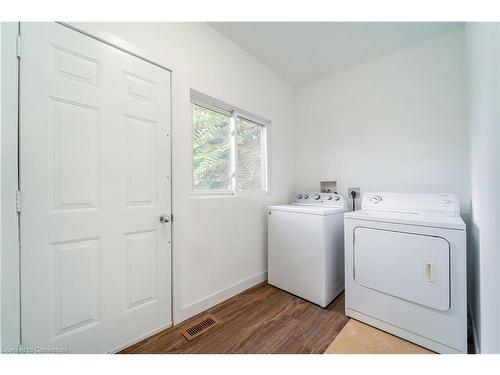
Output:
left=344, top=193, right=467, bottom=353
left=268, top=192, right=348, bottom=307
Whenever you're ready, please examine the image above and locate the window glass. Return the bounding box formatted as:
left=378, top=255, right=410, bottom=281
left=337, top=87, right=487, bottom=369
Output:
left=192, top=104, right=232, bottom=191
left=237, top=118, right=264, bottom=191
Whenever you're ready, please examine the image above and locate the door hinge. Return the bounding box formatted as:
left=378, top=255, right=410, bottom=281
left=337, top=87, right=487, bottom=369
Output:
left=171, top=213, right=174, bottom=222
left=16, top=34, right=21, bottom=58
left=16, top=190, right=21, bottom=213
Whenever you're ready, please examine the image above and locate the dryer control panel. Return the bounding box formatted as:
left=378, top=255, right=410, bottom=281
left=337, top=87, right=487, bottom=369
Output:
left=361, top=192, right=460, bottom=216
left=293, top=192, right=348, bottom=209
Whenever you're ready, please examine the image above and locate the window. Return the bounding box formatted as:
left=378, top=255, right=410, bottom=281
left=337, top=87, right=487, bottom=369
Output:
left=236, top=117, right=265, bottom=191
left=191, top=90, right=268, bottom=194
left=192, top=105, right=232, bottom=191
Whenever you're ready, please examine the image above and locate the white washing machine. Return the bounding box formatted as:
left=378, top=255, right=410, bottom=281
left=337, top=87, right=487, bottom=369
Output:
left=268, top=192, right=348, bottom=307
left=344, top=193, right=467, bottom=353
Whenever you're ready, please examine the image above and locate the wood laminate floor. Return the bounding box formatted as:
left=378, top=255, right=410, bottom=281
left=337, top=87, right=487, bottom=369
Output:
left=120, top=282, right=349, bottom=354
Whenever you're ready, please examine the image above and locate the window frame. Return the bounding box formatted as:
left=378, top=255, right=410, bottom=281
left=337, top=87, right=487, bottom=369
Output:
left=190, top=89, right=269, bottom=197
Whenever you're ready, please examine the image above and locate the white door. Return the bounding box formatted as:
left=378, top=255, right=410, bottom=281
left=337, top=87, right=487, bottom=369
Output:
left=353, top=227, right=450, bottom=311
left=19, top=22, right=171, bottom=353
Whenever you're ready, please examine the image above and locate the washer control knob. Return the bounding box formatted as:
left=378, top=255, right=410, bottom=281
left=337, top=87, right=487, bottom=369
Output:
left=303, top=194, right=309, bottom=199
left=326, top=195, right=333, bottom=200
left=297, top=194, right=303, bottom=200
left=333, top=195, right=340, bottom=201
left=314, top=194, right=321, bottom=200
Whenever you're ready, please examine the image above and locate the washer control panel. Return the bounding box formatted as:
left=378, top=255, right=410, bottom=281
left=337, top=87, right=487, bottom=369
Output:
left=293, top=192, right=346, bottom=207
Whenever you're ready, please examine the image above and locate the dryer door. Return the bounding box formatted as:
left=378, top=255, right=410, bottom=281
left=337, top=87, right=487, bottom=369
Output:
left=353, top=227, right=450, bottom=311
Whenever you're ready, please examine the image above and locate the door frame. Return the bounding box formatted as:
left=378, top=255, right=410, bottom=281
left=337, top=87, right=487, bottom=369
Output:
left=0, top=22, right=174, bottom=350
left=1, top=22, right=21, bottom=349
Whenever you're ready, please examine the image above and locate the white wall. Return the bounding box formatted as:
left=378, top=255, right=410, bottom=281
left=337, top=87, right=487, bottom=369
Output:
left=69, top=22, right=295, bottom=323
left=0, top=22, right=3, bottom=348
left=295, top=28, right=469, bottom=216
left=466, top=22, right=500, bottom=354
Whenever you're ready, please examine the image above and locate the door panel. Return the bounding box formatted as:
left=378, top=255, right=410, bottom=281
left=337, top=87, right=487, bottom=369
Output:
left=52, top=238, right=101, bottom=338
left=51, top=44, right=100, bottom=87
left=125, top=116, right=157, bottom=206
left=20, top=22, right=171, bottom=353
left=353, top=227, right=450, bottom=311
left=124, top=230, right=158, bottom=311
left=50, top=98, right=100, bottom=211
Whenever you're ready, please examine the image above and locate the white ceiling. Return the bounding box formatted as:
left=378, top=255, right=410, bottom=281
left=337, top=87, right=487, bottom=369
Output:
left=210, top=22, right=464, bottom=85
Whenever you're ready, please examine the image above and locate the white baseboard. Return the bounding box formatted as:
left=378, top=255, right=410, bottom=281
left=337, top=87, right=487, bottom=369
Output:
left=108, top=322, right=172, bottom=353
left=178, top=271, right=267, bottom=324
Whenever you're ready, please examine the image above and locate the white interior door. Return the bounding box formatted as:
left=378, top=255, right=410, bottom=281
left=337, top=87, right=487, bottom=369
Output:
left=19, top=22, right=171, bottom=353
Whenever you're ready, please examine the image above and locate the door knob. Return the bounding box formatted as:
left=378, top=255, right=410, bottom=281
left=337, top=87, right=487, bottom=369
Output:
left=159, top=215, right=170, bottom=223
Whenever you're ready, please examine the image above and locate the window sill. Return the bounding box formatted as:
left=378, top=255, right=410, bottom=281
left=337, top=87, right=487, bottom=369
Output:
left=189, top=191, right=269, bottom=199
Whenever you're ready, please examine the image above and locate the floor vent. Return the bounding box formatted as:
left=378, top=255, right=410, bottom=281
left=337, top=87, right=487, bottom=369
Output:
left=181, top=315, right=219, bottom=341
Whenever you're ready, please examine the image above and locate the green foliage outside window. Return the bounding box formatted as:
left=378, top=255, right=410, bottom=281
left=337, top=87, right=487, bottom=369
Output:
left=192, top=104, right=265, bottom=192
left=193, top=105, right=231, bottom=190
left=237, top=118, right=263, bottom=191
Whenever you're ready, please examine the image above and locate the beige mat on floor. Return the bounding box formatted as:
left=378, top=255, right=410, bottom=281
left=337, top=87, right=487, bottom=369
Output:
left=324, top=319, right=434, bottom=354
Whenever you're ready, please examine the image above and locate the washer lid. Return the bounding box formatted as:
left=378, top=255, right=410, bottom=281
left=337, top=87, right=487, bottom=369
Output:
left=345, top=209, right=465, bottom=230
left=268, top=204, right=346, bottom=216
